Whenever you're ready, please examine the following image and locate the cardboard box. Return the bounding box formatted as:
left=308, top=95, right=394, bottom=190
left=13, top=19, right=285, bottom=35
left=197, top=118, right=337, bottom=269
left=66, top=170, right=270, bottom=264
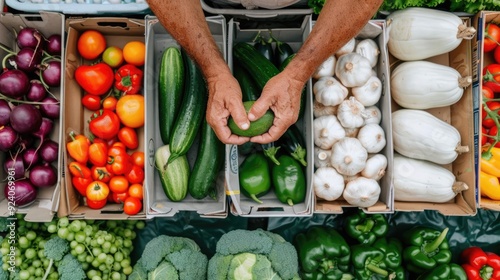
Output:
left=313, top=20, right=394, bottom=214
left=5, top=0, right=150, bottom=15
left=391, top=17, right=477, bottom=216
left=0, top=12, right=64, bottom=222
left=62, top=17, right=146, bottom=220
left=144, top=15, right=228, bottom=219
left=473, top=11, right=500, bottom=211
left=226, top=16, right=314, bottom=217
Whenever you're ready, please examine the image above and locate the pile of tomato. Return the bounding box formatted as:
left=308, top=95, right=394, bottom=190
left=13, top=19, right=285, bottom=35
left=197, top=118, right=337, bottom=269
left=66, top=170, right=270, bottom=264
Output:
left=65, top=30, right=146, bottom=215
left=481, top=22, right=500, bottom=147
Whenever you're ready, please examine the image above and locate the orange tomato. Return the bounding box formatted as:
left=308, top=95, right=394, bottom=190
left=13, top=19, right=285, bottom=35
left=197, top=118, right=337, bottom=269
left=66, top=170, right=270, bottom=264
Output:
left=128, top=183, right=143, bottom=199
left=122, top=41, right=145, bottom=67
left=117, top=127, right=139, bottom=150
left=131, top=151, right=145, bottom=168
left=109, top=175, right=129, bottom=193
left=123, top=197, right=142, bottom=215
left=86, top=181, right=110, bottom=201
left=78, top=30, right=106, bottom=60
left=102, top=96, right=118, bottom=111
left=116, top=95, right=144, bottom=128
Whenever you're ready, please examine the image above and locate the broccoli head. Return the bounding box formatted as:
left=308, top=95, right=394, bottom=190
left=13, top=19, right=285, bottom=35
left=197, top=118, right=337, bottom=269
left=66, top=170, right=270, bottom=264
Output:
left=57, top=254, right=86, bottom=280
left=208, top=229, right=300, bottom=280
left=130, top=235, right=208, bottom=280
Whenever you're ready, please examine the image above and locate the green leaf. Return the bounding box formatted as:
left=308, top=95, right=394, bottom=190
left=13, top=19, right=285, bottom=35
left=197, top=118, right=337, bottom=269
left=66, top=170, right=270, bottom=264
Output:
left=148, top=261, right=179, bottom=280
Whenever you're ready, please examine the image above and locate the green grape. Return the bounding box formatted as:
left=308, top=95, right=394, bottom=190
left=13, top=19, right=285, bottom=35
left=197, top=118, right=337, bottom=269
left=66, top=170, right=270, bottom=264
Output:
left=27, top=266, right=35, bottom=276
left=109, top=245, right=117, bottom=254
left=18, top=219, right=27, bottom=227
left=79, top=220, right=87, bottom=229
left=87, top=269, right=100, bottom=279
left=24, top=248, right=37, bottom=259
left=74, top=232, right=86, bottom=243
left=82, top=262, right=89, bottom=271
left=97, top=253, right=107, bottom=263
left=15, top=256, right=23, bottom=267
left=48, top=271, right=59, bottom=280
left=86, top=255, right=94, bottom=263
left=75, top=244, right=86, bottom=255
left=70, top=249, right=77, bottom=256
left=38, top=240, right=46, bottom=249
left=30, top=223, right=39, bottom=230
left=120, top=259, right=130, bottom=269
left=77, top=252, right=87, bottom=262
left=135, top=221, right=146, bottom=230
left=0, top=247, right=9, bottom=256
left=32, top=259, right=42, bottom=268
left=84, top=225, right=94, bottom=236
left=122, top=229, right=132, bottom=239
left=113, top=252, right=123, bottom=263
left=122, top=265, right=133, bottom=275
left=104, top=234, right=113, bottom=242
left=123, top=239, right=132, bottom=248
left=98, top=263, right=107, bottom=272
left=57, top=217, right=69, bottom=228
left=92, top=247, right=102, bottom=257
left=69, top=220, right=82, bottom=232
left=110, top=271, right=121, bottom=280
left=112, top=262, right=121, bottom=272
left=90, top=239, right=98, bottom=248
left=97, top=236, right=105, bottom=245
left=19, top=269, right=30, bottom=280
left=46, top=224, right=57, bottom=234
left=20, top=262, right=29, bottom=270
left=37, top=249, right=44, bottom=259
left=85, top=236, right=92, bottom=245
left=19, top=236, right=30, bottom=249
left=106, top=220, right=117, bottom=228
left=70, top=240, right=78, bottom=249
left=43, top=258, right=50, bottom=268
left=34, top=267, right=44, bottom=277
left=66, top=232, right=75, bottom=242
left=25, top=231, right=37, bottom=241
left=2, top=262, right=9, bottom=271
left=91, top=259, right=100, bottom=268
left=105, top=255, right=114, bottom=266
left=57, top=227, right=69, bottom=240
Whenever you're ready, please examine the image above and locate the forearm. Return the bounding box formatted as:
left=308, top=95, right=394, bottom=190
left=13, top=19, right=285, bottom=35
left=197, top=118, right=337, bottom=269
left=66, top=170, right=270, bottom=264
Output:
left=147, top=0, right=230, bottom=80
left=284, top=0, right=383, bottom=83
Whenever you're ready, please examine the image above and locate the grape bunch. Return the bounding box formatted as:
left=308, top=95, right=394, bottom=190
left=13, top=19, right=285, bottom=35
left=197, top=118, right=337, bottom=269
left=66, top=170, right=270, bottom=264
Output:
left=0, top=214, right=145, bottom=280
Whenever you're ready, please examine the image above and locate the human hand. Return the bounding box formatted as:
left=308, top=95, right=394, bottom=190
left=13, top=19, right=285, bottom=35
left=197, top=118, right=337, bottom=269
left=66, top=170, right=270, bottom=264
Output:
left=205, top=72, right=250, bottom=145
left=248, top=71, right=304, bottom=144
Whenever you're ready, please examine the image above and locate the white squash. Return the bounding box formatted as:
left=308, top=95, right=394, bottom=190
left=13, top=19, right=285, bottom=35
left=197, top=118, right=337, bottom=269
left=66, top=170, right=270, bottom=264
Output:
left=391, top=61, right=472, bottom=109
left=335, top=53, right=372, bottom=87
left=313, top=100, right=338, bottom=118
left=337, top=97, right=366, bottom=128
left=335, top=37, right=356, bottom=58
left=343, top=177, right=381, bottom=208
left=387, top=7, right=476, bottom=61
left=313, top=115, right=346, bottom=150
left=357, top=123, right=386, bottom=153
left=313, top=167, right=344, bottom=201
left=363, top=106, right=382, bottom=125
left=313, top=55, right=336, bottom=79
left=314, top=147, right=332, bottom=168
left=393, top=153, right=469, bottom=203
left=392, top=109, right=469, bottom=165
left=352, top=75, right=382, bottom=107
left=355, top=38, right=380, bottom=68
left=313, top=77, right=348, bottom=106
left=361, top=154, right=387, bottom=181
left=330, top=137, right=368, bottom=176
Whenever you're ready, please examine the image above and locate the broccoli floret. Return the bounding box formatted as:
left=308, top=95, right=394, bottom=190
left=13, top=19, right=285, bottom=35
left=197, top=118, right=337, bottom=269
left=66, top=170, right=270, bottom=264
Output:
left=0, top=218, right=9, bottom=233
left=42, top=236, right=69, bottom=280
left=57, top=254, right=86, bottom=280
left=215, top=229, right=273, bottom=256
left=166, top=248, right=208, bottom=279
left=268, top=239, right=300, bottom=280
left=207, top=254, right=233, bottom=280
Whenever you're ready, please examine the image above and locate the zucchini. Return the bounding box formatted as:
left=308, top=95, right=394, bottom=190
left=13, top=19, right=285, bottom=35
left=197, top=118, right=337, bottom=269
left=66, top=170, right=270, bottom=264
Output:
left=228, top=100, right=274, bottom=137
left=158, top=47, right=184, bottom=145
left=278, top=123, right=307, bottom=166
left=233, top=42, right=280, bottom=90
left=233, top=61, right=260, bottom=102
left=155, top=145, right=189, bottom=202
left=168, top=49, right=207, bottom=164
left=188, top=119, right=225, bottom=200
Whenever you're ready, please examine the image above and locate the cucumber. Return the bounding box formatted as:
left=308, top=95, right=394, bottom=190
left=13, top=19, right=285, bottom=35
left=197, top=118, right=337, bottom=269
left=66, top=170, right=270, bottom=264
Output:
left=168, top=49, right=207, bottom=164
left=233, top=61, right=260, bottom=102
left=155, top=145, right=189, bottom=202
left=188, top=119, right=225, bottom=200
left=233, top=42, right=280, bottom=90
left=228, top=100, right=274, bottom=137
left=158, top=47, right=184, bottom=145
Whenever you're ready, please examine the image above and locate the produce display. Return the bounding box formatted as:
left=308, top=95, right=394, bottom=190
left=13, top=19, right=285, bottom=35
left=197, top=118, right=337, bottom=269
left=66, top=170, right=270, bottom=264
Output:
left=0, top=22, right=62, bottom=208
left=65, top=29, right=146, bottom=215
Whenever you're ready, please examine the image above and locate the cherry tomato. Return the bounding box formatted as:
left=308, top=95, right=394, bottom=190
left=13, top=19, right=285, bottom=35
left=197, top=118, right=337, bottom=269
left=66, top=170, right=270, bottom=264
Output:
left=89, top=109, right=121, bottom=140
left=128, top=183, right=143, bottom=199
left=91, top=166, right=112, bottom=183
left=122, top=41, right=145, bottom=67
left=483, top=64, right=500, bottom=93
left=102, top=96, right=118, bottom=111
left=102, top=46, right=124, bottom=68
left=483, top=101, right=500, bottom=128
left=118, top=127, right=139, bottom=150
left=86, top=181, right=110, bottom=201
left=125, top=165, right=144, bottom=184
left=488, top=126, right=500, bottom=147
left=112, top=191, right=129, bottom=204
left=109, top=175, right=129, bottom=193
left=483, top=86, right=495, bottom=100
left=482, top=126, right=489, bottom=147
left=484, top=23, right=500, bottom=53
left=87, top=198, right=107, bottom=209
left=123, top=197, right=142, bottom=215
left=81, top=94, right=101, bottom=111
left=111, top=141, right=127, bottom=151
left=77, top=30, right=106, bottom=60
left=88, top=142, right=108, bottom=167
left=131, top=151, right=145, bottom=168
left=116, top=95, right=144, bottom=128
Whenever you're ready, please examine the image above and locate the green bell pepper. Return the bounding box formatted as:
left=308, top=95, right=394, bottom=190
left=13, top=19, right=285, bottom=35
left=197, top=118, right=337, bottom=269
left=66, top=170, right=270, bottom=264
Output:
left=351, top=237, right=405, bottom=280
left=416, top=263, right=468, bottom=280
left=344, top=210, right=389, bottom=245
left=401, top=227, right=452, bottom=274
left=295, top=226, right=352, bottom=280
left=238, top=152, right=271, bottom=204
left=271, top=154, right=306, bottom=206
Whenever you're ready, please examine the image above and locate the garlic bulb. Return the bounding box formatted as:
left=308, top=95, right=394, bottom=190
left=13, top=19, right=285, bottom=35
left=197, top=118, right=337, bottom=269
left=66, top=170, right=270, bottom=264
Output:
left=313, top=55, right=336, bottom=79
left=337, top=97, right=366, bottom=128
left=313, top=77, right=348, bottom=107
left=313, top=100, right=338, bottom=118
left=314, top=147, right=332, bottom=168
left=335, top=53, right=372, bottom=87
left=357, top=123, right=386, bottom=153
left=335, top=37, right=356, bottom=58
left=313, top=167, right=344, bottom=201
left=361, top=154, right=387, bottom=180
left=343, top=177, right=381, bottom=208
left=352, top=75, right=382, bottom=107
left=331, top=137, right=368, bottom=176
left=355, top=39, right=380, bottom=68
left=363, top=106, right=382, bottom=125
left=313, top=115, right=346, bottom=150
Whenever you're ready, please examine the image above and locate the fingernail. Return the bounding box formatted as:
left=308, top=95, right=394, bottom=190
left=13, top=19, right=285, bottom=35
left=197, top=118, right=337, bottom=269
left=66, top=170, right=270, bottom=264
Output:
left=241, top=122, right=249, bottom=130
left=248, top=113, right=255, bottom=121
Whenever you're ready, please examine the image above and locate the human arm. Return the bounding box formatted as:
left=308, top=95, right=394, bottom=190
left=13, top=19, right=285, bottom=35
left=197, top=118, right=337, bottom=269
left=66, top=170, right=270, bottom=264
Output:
left=248, top=0, right=384, bottom=144
left=147, top=0, right=250, bottom=145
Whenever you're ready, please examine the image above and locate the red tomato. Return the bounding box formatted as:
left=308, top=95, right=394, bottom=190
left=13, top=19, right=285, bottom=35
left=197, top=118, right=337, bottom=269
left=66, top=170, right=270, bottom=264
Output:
left=81, top=94, right=101, bottom=111
left=123, top=197, right=142, bottom=215
left=109, top=175, right=129, bottom=193
left=106, top=146, right=132, bottom=175
left=131, top=151, right=145, bottom=168
left=89, top=109, right=121, bottom=140
left=483, top=64, right=500, bottom=93
left=483, top=86, right=495, bottom=100
left=484, top=23, right=500, bottom=53
left=87, top=198, right=107, bottom=209
left=482, top=126, right=489, bottom=146
left=488, top=126, right=500, bottom=147
left=483, top=101, right=500, bottom=128
left=117, top=127, right=139, bottom=150
left=128, top=183, right=143, bottom=200
left=125, top=165, right=144, bottom=184
left=112, top=191, right=129, bottom=204
left=77, top=30, right=106, bottom=60
left=91, top=166, right=112, bottom=183
left=102, top=96, right=118, bottom=111
left=75, top=62, right=114, bottom=96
